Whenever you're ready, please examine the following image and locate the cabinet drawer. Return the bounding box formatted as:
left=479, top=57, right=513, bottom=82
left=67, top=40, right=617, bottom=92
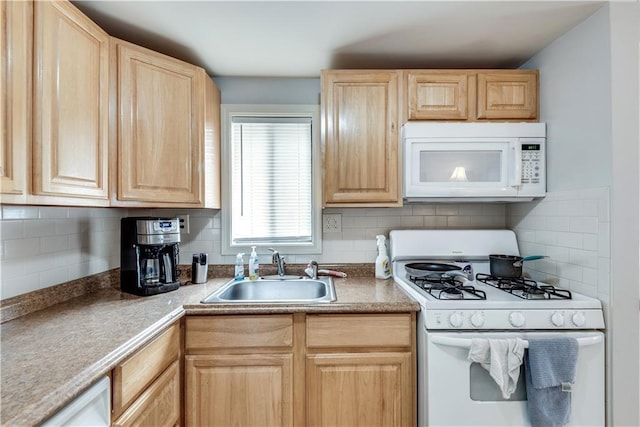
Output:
left=113, top=359, right=180, bottom=427
left=186, top=315, right=293, bottom=351
left=112, top=323, right=180, bottom=416
left=307, top=314, right=412, bottom=348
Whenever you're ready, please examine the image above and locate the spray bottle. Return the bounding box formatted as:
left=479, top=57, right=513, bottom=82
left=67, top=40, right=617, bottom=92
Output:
left=234, top=253, right=245, bottom=281
left=375, top=235, right=392, bottom=279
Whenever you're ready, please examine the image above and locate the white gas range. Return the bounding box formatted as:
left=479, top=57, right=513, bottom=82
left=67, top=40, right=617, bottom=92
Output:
left=389, top=229, right=605, bottom=427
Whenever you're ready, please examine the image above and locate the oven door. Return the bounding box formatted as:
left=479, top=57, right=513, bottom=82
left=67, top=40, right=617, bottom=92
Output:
left=424, top=330, right=604, bottom=427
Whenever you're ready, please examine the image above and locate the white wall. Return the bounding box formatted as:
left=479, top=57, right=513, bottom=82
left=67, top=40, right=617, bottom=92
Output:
left=511, top=4, right=640, bottom=426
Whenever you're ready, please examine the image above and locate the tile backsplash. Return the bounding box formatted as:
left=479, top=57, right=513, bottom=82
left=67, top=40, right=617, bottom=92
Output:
left=1, top=193, right=610, bottom=302
left=0, top=203, right=505, bottom=298
left=1, top=206, right=126, bottom=299
left=506, top=187, right=610, bottom=303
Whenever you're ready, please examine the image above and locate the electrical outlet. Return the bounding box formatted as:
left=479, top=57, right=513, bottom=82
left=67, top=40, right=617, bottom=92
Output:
left=177, top=214, right=190, bottom=234
left=323, top=213, right=342, bottom=233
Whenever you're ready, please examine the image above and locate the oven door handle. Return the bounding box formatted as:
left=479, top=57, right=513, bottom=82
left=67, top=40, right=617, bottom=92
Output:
left=430, top=334, right=603, bottom=349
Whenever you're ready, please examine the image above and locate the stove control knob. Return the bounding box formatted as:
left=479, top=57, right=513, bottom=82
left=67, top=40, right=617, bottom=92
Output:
left=551, top=311, right=565, bottom=327
left=470, top=311, right=485, bottom=328
left=509, top=311, right=526, bottom=328
left=572, top=311, right=586, bottom=327
left=449, top=312, right=464, bottom=328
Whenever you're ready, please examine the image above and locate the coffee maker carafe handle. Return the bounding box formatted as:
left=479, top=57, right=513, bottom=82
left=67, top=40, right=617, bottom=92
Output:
left=162, top=252, right=173, bottom=283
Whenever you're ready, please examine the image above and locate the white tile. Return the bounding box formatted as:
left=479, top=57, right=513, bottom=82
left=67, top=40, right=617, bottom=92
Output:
left=377, top=216, right=403, bottom=228
left=41, top=235, right=70, bottom=253
left=447, top=216, right=470, bottom=227
left=482, top=204, right=506, bottom=216
left=412, top=205, right=435, bottom=216
left=597, top=257, right=611, bottom=296
left=39, top=207, right=69, bottom=219
left=569, top=217, right=598, bottom=234
left=556, top=232, right=583, bottom=249
left=547, top=246, right=570, bottom=263
left=557, top=262, right=582, bottom=282
left=2, top=206, right=39, bottom=220
left=582, top=234, right=597, bottom=251
left=424, top=216, right=448, bottom=228
left=348, top=216, right=378, bottom=229
left=569, top=248, right=598, bottom=269
left=2, top=238, right=40, bottom=260
left=400, top=216, right=424, bottom=227
left=0, top=271, right=40, bottom=299
left=535, top=230, right=556, bottom=245
left=545, top=216, right=570, bottom=232
left=582, top=267, right=598, bottom=286
left=24, top=219, right=58, bottom=238
left=597, top=224, right=610, bottom=257
left=459, top=204, right=484, bottom=215
left=1, top=220, right=24, bottom=240
left=435, top=205, right=459, bottom=216
left=516, top=230, right=536, bottom=243
left=0, top=258, right=26, bottom=278
left=342, top=229, right=366, bottom=240
left=556, top=200, right=582, bottom=217
left=39, top=266, right=69, bottom=287
left=580, top=200, right=599, bottom=217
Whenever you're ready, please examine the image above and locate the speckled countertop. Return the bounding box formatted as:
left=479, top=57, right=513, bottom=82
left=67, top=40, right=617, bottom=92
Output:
left=0, top=275, right=418, bottom=426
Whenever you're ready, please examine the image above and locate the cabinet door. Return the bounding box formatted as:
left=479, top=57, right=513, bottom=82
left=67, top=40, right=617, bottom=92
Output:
left=33, top=0, right=109, bottom=200
left=1, top=1, right=31, bottom=204
left=477, top=71, right=538, bottom=120
left=406, top=71, right=470, bottom=120
left=113, top=360, right=180, bottom=427
left=185, top=354, right=293, bottom=427
left=322, top=70, right=401, bottom=206
left=307, top=352, right=413, bottom=427
left=116, top=40, right=204, bottom=204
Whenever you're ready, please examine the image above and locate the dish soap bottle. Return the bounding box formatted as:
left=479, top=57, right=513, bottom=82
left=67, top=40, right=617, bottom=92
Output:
left=375, top=235, right=392, bottom=279
left=248, top=246, right=259, bottom=280
left=234, top=253, right=245, bottom=281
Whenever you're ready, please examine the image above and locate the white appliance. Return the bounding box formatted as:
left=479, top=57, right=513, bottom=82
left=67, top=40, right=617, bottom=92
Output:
left=41, top=376, right=110, bottom=427
left=389, top=229, right=605, bottom=427
left=403, top=122, right=546, bottom=202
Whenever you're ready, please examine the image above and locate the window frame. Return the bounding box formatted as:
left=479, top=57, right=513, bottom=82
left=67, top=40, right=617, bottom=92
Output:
left=220, top=104, right=322, bottom=256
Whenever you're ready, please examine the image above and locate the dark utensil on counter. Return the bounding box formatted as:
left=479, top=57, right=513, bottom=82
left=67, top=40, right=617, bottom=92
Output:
left=405, top=262, right=462, bottom=279
left=489, top=254, right=546, bottom=278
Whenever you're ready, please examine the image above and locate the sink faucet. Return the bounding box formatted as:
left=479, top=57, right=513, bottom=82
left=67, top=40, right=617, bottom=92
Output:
left=269, top=248, right=286, bottom=276
left=308, top=260, right=319, bottom=280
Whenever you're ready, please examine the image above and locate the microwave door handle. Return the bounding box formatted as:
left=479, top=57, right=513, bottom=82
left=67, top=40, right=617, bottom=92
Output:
left=509, top=141, right=522, bottom=187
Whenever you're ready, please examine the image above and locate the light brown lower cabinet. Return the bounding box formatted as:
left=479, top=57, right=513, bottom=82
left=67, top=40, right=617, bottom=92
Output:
left=111, top=322, right=181, bottom=427
left=185, top=354, right=294, bottom=427
left=184, top=313, right=415, bottom=427
left=113, top=360, right=180, bottom=427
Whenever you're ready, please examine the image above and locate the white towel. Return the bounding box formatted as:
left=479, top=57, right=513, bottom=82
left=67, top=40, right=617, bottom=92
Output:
left=468, top=338, right=527, bottom=399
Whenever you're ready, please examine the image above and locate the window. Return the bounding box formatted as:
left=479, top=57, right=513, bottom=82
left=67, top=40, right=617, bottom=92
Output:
left=221, top=105, right=321, bottom=255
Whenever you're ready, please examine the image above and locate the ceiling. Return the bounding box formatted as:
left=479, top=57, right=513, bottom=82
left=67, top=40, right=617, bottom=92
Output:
left=71, top=1, right=605, bottom=78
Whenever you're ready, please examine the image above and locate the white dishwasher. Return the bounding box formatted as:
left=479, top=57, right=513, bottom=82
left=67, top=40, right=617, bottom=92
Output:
left=41, top=376, right=110, bottom=426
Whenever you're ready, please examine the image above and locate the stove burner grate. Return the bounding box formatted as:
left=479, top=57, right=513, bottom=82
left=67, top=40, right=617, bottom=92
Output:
left=475, top=273, right=572, bottom=300
left=409, top=274, right=487, bottom=300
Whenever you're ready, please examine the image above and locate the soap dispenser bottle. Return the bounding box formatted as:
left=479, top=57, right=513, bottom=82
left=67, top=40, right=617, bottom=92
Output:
left=375, top=235, right=392, bottom=279
left=234, top=253, right=245, bottom=281
left=248, top=246, right=259, bottom=280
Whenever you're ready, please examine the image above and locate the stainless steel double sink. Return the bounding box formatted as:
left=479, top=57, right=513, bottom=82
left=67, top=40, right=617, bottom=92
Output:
left=201, top=276, right=336, bottom=304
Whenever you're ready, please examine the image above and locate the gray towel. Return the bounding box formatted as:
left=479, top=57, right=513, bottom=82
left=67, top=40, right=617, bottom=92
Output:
left=525, top=337, right=579, bottom=427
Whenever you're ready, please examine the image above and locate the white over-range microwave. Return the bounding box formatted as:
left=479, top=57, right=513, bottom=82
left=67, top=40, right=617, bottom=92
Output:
left=403, top=122, right=546, bottom=202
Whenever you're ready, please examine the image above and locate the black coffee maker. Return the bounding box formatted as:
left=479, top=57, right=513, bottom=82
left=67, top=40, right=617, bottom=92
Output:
left=120, top=217, right=181, bottom=296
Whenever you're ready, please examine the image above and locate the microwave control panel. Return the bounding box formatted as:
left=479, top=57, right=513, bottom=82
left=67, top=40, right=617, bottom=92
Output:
left=521, top=144, right=542, bottom=184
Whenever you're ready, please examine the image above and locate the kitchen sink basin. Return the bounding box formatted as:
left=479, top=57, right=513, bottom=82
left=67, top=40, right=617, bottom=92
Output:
left=201, top=276, right=336, bottom=303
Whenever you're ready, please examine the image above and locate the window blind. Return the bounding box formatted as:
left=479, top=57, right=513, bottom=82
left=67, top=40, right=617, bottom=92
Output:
left=230, top=116, right=312, bottom=244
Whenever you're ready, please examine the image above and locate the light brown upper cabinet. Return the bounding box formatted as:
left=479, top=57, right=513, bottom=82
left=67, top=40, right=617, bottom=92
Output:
left=321, top=70, right=402, bottom=207
left=406, top=71, right=471, bottom=120
left=1, top=1, right=31, bottom=204
left=111, top=39, right=220, bottom=208
left=32, top=0, right=110, bottom=204
left=405, top=69, right=538, bottom=121
left=2, top=0, right=110, bottom=206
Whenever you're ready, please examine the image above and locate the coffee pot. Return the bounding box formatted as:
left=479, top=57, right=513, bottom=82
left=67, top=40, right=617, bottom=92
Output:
left=120, top=217, right=181, bottom=296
